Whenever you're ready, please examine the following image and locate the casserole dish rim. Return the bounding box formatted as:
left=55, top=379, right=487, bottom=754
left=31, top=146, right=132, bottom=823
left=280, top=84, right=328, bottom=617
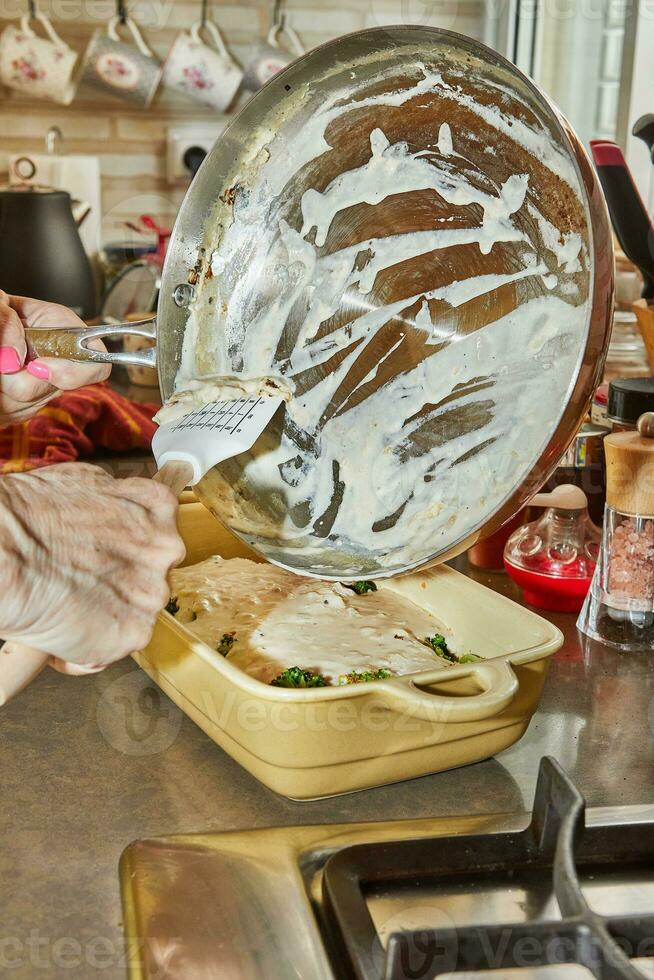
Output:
left=159, top=560, right=563, bottom=704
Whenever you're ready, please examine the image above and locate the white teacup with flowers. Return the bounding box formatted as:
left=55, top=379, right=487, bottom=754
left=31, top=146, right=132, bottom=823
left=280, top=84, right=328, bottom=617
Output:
left=79, top=15, right=161, bottom=108
left=163, top=20, right=242, bottom=112
left=0, top=11, right=78, bottom=104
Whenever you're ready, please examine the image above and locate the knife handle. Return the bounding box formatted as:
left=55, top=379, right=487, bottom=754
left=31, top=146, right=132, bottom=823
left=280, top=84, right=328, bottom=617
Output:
left=590, top=139, right=654, bottom=299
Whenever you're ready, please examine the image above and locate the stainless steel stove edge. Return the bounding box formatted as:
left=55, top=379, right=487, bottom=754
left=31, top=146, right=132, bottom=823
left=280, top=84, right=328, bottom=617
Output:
left=119, top=804, right=654, bottom=980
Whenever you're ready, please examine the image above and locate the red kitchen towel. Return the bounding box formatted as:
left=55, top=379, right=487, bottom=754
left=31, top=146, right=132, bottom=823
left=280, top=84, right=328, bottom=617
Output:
left=0, top=383, right=157, bottom=472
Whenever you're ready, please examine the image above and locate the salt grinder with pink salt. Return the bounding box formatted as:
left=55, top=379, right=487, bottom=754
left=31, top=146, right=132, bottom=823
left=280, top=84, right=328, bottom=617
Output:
left=578, top=412, right=654, bottom=651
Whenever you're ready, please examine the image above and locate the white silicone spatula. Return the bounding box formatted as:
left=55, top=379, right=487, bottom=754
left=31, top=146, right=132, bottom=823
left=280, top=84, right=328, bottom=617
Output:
left=0, top=394, right=284, bottom=705
left=152, top=394, right=284, bottom=494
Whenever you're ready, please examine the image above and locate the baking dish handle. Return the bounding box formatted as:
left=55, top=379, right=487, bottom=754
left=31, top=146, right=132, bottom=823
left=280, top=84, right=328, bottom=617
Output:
left=380, top=660, right=519, bottom=723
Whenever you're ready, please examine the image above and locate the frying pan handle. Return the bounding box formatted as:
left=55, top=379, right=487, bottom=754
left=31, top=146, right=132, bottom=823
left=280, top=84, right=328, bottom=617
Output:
left=379, top=660, right=518, bottom=723
left=24, top=318, right=158, bottom=368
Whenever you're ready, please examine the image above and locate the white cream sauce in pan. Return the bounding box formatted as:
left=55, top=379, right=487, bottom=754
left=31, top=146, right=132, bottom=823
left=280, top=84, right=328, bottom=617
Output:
left=170, top=556, right=458, bottom=684
left=155, top=375, right=293, bottom=426
left=176, top=54, right=590, bottom=573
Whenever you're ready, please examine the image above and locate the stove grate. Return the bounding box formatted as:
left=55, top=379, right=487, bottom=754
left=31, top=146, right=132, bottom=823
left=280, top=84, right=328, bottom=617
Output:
left=321, top=757, right=654, bottom=980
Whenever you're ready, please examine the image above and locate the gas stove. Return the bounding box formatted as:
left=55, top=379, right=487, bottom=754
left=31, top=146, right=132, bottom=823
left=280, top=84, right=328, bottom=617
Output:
left=120, top=758, right=654, bottom=979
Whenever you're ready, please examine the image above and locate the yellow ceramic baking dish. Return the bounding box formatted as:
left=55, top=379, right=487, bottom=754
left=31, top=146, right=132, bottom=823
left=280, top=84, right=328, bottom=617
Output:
left=133, top=502, right=563, bottom=799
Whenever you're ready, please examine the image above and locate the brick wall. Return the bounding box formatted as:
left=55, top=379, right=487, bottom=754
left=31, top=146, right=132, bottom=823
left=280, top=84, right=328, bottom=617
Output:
left=0, top=0, right=484, bottom=247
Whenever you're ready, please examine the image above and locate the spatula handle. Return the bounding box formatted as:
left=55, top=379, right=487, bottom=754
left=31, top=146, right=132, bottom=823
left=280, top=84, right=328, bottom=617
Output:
left=154, top=461, right=195, bottom=496
left=0, top=641, right=49, bottom=707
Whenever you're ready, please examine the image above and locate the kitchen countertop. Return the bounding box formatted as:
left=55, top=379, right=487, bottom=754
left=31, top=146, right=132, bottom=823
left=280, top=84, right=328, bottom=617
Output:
left=1, top=555, right=653, bottom=978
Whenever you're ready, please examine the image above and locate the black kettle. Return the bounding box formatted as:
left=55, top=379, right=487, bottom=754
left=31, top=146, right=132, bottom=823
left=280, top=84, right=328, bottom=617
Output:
left=0, top=188, right=97, bottom=319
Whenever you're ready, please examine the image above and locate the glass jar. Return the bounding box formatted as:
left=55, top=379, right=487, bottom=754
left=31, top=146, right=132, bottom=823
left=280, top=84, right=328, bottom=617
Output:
left=577, top=413, right=654, bottom=651
left=504, top=486, right=601, bottom=613
left=608, top=376, right=654, bottom=431
left=577, top=505, right=654, bottom=650
left=541, top=421, right=609, bottom=525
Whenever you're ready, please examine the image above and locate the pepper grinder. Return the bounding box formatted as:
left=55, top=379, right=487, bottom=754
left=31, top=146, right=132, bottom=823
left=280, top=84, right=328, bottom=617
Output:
left=577, top=412, right=654, bottom=651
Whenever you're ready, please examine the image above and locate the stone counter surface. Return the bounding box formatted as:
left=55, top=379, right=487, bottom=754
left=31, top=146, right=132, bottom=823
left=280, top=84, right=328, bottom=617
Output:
left=1, top=563, right=653, bottom=978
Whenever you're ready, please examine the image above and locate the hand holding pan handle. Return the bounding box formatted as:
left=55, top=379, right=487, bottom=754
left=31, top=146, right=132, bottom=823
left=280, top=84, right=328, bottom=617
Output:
left=24, top=318, right=158, bottom=368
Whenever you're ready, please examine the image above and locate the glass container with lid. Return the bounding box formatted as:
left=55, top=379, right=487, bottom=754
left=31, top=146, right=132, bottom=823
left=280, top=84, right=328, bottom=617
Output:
left=578, top=413, right=654, bottom=651
left=607, top=376, right=654, bottom=431
left=504, top=485, right=601, bottom=612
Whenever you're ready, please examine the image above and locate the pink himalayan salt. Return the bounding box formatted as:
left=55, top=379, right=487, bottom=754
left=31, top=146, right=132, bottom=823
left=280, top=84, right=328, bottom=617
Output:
left=608, top=518, right=654, bottom=600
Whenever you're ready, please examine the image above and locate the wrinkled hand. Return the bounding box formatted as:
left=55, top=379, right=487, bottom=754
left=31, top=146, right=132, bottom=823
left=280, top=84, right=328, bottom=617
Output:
left=0, top=463, right=185, bottom=670
left=0, top=292, right=110, bottom=425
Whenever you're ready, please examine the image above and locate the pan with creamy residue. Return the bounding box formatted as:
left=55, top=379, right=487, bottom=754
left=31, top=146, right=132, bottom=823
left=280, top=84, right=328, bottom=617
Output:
left=156, top=26, right=613, bottom=579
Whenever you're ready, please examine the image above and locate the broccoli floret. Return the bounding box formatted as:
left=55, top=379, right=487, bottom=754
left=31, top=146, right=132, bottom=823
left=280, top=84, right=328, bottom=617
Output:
left=270, top=667, right=328, bottom=688
left=425, top=634, right=457, bottom=662
left=217, top=632, right=236, bottom=656
left=165, top=597, right=179, bottom=616
left=338, top=668, right=393, bottom=684
left=424, top=636, right=482, bottom=664
left=345, top=580, right=378, bottom=595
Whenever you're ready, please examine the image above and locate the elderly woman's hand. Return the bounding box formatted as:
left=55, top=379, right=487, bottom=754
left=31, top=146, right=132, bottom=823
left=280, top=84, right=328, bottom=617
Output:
left=0, top=292, right=110, bottom=425
left=0, top=463, right=185, bottom=670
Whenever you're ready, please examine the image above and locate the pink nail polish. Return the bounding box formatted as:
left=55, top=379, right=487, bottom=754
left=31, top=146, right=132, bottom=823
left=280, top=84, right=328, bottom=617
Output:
left=0, top=347, right=21, bottom=374
left=27, top=360, right=50, bottom=381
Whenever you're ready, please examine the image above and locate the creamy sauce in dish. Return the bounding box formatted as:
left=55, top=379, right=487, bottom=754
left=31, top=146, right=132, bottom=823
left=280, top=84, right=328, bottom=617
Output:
left=169, top=556, right=459, bottom=684
left=172, top=48, right=592, bottom=575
